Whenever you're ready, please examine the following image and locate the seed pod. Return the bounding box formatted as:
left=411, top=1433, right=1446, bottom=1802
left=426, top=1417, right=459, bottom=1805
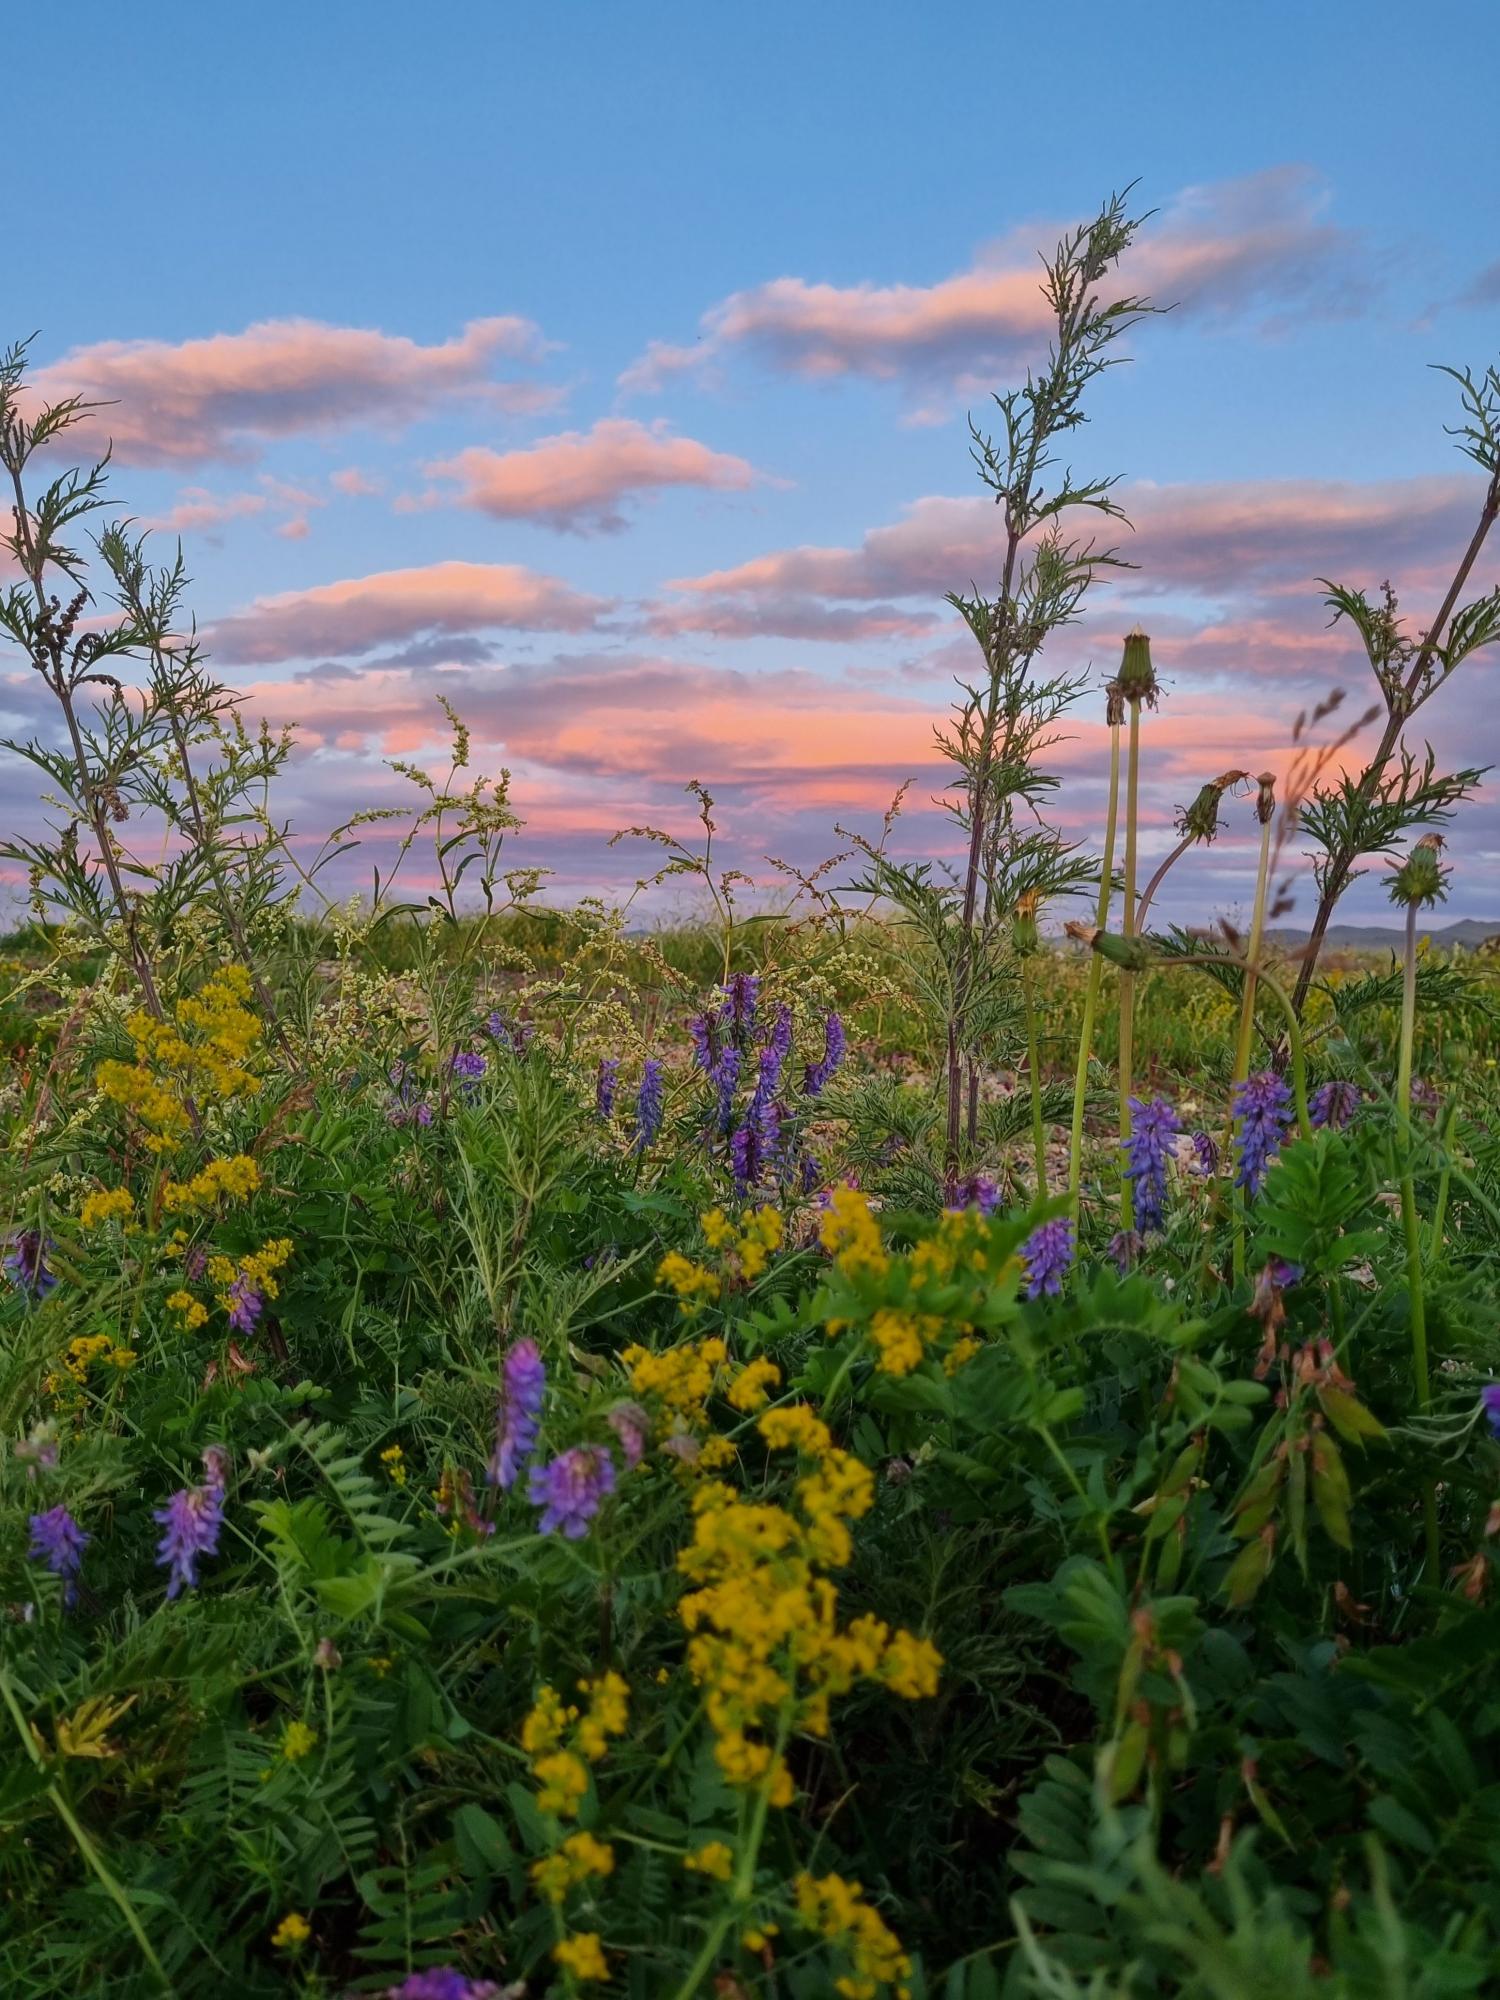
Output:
left=1105, top=679, right=1127, bottom=727
left=1254, top=771, right=1277, bottom=824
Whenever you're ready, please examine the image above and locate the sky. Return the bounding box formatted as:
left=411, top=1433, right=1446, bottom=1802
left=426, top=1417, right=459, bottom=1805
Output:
left=5, top=0, right=1499, bottom=928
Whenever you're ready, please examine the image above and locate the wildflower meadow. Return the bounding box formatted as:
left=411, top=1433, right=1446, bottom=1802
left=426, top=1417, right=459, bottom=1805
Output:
left=4, top=192, right=1500, bottom=2000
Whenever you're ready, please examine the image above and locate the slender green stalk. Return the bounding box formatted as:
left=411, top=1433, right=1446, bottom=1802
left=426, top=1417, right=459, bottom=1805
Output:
left=669, top=1712, right=790, bottom=2000
left=1429, top=1099, right=1459, bottom=1261
left=1068, top=705, right=1122, bottom=1215
left=1118, top=698, right=1142, bottom=1231
left=1231, top=796, right=1275, bottom=1282
left=1395, top=899, right=1441, bottom=1578
left=1023, top=955, right=1048, bottom=1197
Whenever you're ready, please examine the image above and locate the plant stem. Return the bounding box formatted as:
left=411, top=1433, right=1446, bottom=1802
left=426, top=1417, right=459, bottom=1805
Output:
left=1230, top=811, right=1274, bottom=1282
left=1068, top=714, right=1121, bottom=1218
left=1396, top=898, right=1440, bottom=1578
left=1117, top=699, right=1142, bottom=1230
left=1023, top=955, right=1047, bottom=1197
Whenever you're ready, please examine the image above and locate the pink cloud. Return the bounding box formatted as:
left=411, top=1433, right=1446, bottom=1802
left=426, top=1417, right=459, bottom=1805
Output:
left=206, top=560, right=612, bottom=664
left=417, top=419, right=760, bottom=533
left=30, top=317, right=559, bottom=466
left=330, top=466, right=385, bottom=497
left=620, top=167, right=1370, bottom=399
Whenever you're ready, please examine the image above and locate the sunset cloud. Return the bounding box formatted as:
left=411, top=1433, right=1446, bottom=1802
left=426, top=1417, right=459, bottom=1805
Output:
left=620, top=168, right=1370, bottom=399
left=416, top=418, right=760, bottom=532
left=31, top=317, right=559, bottom=465
left=207, top=560, right=611, bottom=664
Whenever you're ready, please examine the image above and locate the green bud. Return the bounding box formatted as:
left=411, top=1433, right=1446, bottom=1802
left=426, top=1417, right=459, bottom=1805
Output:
left=1175, top=769, right=1249, bottom=845
left=1090, top=928, right=1154, bottom=973
left=1116, top=627, right=1159, bottom=707
left=1388, top=833, right=1448, bottom=908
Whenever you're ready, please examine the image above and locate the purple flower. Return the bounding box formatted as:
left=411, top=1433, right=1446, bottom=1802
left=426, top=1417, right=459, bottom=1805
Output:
left=28, top=1505, right=87, bottom=1603
left=596, top=1057, right=620, bottom=1121
left=1122, top=1096, right=1181, bottom=1234
left=634, top=1058, right=664, bottom=1153
left=382, top=1971, right=501, bottom=2000
left=1233, top=1070, right=1293, bottom=1199
left=489, top=1337, right=546, bottom=1490
left=1021, top=1218, right=1075, bottom=1299
left=484, top=1010, right=532, bottom=1055
left=1268, top=1258, right=1302, bottom=1290
left=225, top=1275, right=263, bottom=1334
left=768, top=1003, right=793, bottom=1067
left=154, top=1477, right=225, bottom=1598
left=687, top=1012, right=715, bottom=1073
left=451, top=1049, right=487, bottom=1088
left=710, top=1044, right=741, bottom=1133
left=947, top=1172, right=1000, bottom=1216
left=804, top=1012, right=847, bottom=1097
left=1188, top=1131, right=1218, bottom=1177
left=528, top=1445, right=616, bottom=1539
left=1108, top=1228, right=1143, bottom=1275
left=1310, top=1079, right=1361, bottom=1131
left=1481, top=1384, right=1500, bottom=1440
left=5, top=1230, right=57, bottom=1298
left=606, top=1401, right=649, bottom=1468
left=719, top=972, right=760, bottom=1043
left=730, top=1046, right=784, bottom=1191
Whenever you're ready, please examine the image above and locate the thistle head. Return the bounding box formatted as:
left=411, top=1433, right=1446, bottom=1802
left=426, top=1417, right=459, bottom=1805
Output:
left=1388, top=832, right=1449, bottom=909
left=1115, top=627, right=1159, bottom=708
left=1254, top=772, right=1277, bottom=825
left=1175, top=770, right=1249, bottom=846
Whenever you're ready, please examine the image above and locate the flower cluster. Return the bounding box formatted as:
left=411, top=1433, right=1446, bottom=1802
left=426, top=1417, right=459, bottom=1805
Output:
left=97, top=964, right=261, bottom=1149
left=795, top=1870, right=912, bottom=2000
left=1233, top=1070, right=1293, bottom=1198
left=1021, top=1217, right=1075, bottom=1299
left=44, top=1333, right=136, bottom=1412
left=28, top=1504, right=88, bottom=1604
left=489, top=1336, right=546, bottom=1490
left=1122, top=1096, right=1182, bottom=1234
left=155, top=1446, right=228, bottom=1598
left=205, top=1237, right=293, bottom=1334
left=528, top=1444, right=617, bottom=1538
left=162, top=1153, right=261, bottom=1214
left=676, top=1402, right=941, bottom=1812
left=1310, top=1078, right=1361, bottom=1131
left=520, top=1675, right=628, bottom=1986
left=5, top=1229, right=57, bottom=1298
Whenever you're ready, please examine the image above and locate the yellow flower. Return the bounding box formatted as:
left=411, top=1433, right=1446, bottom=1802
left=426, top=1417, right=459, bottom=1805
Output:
left=757, top=1405, right=832, bottom=1458
left=165, top=1289, right=210, bottom=1330
left=380, top=1444, right=408, bottom=1487
left=818, top=1187, right=888, bottom=1278
left=533, top=1749, right=590, bottom=1817
left=552, top=1931, right=609, bottom=1981
left=161, top=1153, right=262, bottom=1213
left=867, top=1308, right=927, bottom=1378
left=655, top=1252, right=721, bottom=1312
left=683, top=1839, right=734, bottom=1880
left=727, top=1356, right=781, bottom=1412
left=794, top=1871, right=911, bottom=1997
left=270, top=1912, right=311, bottom=1949
left=79, top=1187, right=136, bottom=1230
left=575, top=1671, right=629, bottom=1761
left=531, top=1829, right=616, bottom=1903
left=280, top=1719, right=318, bottom=1761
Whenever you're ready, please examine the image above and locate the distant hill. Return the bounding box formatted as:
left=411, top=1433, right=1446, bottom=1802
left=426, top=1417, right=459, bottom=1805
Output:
left=1265, top=918, right=1500, bottom=951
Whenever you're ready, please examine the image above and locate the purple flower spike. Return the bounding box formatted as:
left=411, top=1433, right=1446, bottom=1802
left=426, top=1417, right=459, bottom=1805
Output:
left=154, top=1477, right=225, bottom=1598
left=5, top=1230, right=58, bottom=1299
left=1233, top=1070, right=1294, bottom=1199
left=687, top=1012, right=715, bottom=1072
left=225, top=1276, right=263, bottom=1334
left=768, top=1004, right=793, bottom=1067
left=28, top=1505, right=88, bottom=1603
left=1188, top=1131, right=1218, bottom=1178
left=1021, top=1218, right=1075, bottom=1299
left=606, top=1401, right=649, bottom=1468
left=528, top=1445, right=616, bottom=1539
left=1310, top=1079, right=1361, bottom=1131
left=489, top=1337, right=546, bottom=1490
left=383, top=1971, right=502, bottom=2000
left=804, top=1012, right=847, bottom=1097
left=451, top=1049, right=487, bottom=1091
left=634, top=1058, right=664, bottom=1153
left=1108, top=1228, right=1143, bottom=1275
left=947, top=1172, right=1000, bottom=1216
left=1481, top=1383, right=1500, bottom=1440
left=596, top=1057, right=620, bottom=1121
left=1122, top=1096, right=1182, bottom=1234
left=720, top=972, right=760, bottom=1043
left=710, top=1044, right=741, bottom=1133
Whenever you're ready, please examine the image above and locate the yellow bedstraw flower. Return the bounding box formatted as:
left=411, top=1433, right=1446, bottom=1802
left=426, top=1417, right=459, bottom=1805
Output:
left=818, top=1187, right=889, bottom=1278
left=380, top=1444, right=408, bottom=1487
left=162, top=1153, right=262, bottom=1213
left=727, top=1356, right=781, bottom=1412
left=531, top=1830, right=616, bottom=1903
left=552, top=1931, right=609, bottom=1982
left=79, top=1187, right=136, bottom=1229
left=280, top=1720, right=317, bottom=1761
left=165, top=1290, right=210, bottom=1330
left=683, top=1839, right=734, bottom=1880
left=655, top=1251, right=721, bottom=1312
left=794, top=1870, right=911, bottom=1999
left=270, top=1912, right=311, bottom=1950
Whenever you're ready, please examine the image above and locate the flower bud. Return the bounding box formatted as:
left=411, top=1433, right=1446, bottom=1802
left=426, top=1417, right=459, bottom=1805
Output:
left=1115, top=628, right=1159, bottom=708
left=1175, top=770, right=1249, bottom=845
left=1105, top=680, right=1126, bottom=727
left=1089, top=928, right=1154, bottom=973
left=1388, top=832, right=1448, bottom=909
left=1012, top=888, right=1041, bottom=958
left=1254, top=772, right=1277, bottom=825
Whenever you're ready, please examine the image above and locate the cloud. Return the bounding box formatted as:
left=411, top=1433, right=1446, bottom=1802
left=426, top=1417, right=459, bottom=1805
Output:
left=416, top=418, right=760, bottom=532
left=620, top=167, right=1371, bottom=400
left=1458, top=258, right=1500, bottom=308
left=30, top=317, right=559, bottom=465
left=652, top=473, right=1489, bottom=649
left=206, top=560, right=612, bottom=664
left=330, top=466, right=386, bottom=497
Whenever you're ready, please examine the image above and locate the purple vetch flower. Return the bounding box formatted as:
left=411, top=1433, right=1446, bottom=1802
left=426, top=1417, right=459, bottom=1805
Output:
left=1268, top=1259, right=1302, bottom=1290
left=154, top=1475, right=226, bottom=1598
left=1122, top=1096, right=1182, bottom=1234
left=28, top=1505, right=87, bottom=1603
left=687, top=1012, right=715, bottom=1072
left=719, top=972, right=760, bottom=1043
left=489, top=1337, right=546, bottom=1490
left=804, top=1012, right=847, bottom=1097
left=5, top=1230, right=58, bottom=1299
left=225, top=1275, right=263, bottom=1335
left=1108, top=1228, right=1143, bottom=1275
left=527, top=1445, right=617, bottom=1539
left=768, top=1003, right=793, bottom=1067
left=596, top=1057, right=620, bottom=1121
left=605, top=1401, right=649, bottom=1469
left=1233, top=1070, right=1293, bottom=1199
left=451, top=1049, right=487, bottom=1088
left=183, top=1243, right=209, bottom=1283
left=1188, top=1131, right=1218, bottom=1178
left=947, top=1172, right=1000, bottom=1216
left=1021, top=1218, right=1075, bottom=1299
left=730, top=1046, right=783, bottom=1191
left=633, top=1058, right=665, bottom=1153
left=799, top=1151, right=822, bottom=1194
left=381, top=1970, right=502, bottom=2000
left=1482, top=1383, right=1500, bottom=1440
left=484, top=1010, right=533, bottom=1055
left=1310, top=1079, right=1361, bottom=1131
left=710, top=1044, right=741, bottom=1133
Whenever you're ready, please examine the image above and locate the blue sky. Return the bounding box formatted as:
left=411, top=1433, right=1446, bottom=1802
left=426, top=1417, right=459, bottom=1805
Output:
left=6, top=0, right=1498, bottom=921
